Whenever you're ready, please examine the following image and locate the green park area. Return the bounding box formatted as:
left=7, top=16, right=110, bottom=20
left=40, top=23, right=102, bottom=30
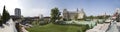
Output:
left=27, top=23, right=89, bottom=32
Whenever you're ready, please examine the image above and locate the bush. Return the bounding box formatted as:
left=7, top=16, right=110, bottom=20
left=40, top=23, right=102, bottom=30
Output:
left=79, top=25, right=90, bottom=32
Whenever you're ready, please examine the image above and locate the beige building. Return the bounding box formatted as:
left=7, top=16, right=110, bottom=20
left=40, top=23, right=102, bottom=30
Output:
left=78, top=9, right=86, bottom=19
left=63, top=8, right=86, bottom=20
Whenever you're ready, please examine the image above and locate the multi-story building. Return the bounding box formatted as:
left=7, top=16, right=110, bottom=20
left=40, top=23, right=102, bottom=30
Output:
left=116, top=8, right=120, bottom=13
left=15, top=8, right=21, bottom=17
left=63, top=8, right=86, bottom=20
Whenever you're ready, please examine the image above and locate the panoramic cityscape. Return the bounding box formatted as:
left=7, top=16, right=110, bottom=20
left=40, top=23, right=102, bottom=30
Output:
left=0, top=0, right=120, bottom=32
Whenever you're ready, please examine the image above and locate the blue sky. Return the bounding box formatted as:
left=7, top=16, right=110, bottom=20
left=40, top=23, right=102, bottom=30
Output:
left=0, top=0, right=120, bottom=17
left=56, top=0, right=120, bottom=16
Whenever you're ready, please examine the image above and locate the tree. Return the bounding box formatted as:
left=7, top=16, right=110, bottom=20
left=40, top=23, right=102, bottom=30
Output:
left=97, top=16, right=104, bottom=19
left=1, top=6, right=10, bottom=24
left=89, top=15, right=94, bottom=20
left=50, top=7, right=60, bottom=23
left=83, top=13, right=87, bottom=20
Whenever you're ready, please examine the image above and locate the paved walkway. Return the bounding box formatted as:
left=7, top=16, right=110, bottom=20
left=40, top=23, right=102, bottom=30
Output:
left=0, top=19, right=17, bottom=32
left=117, top=22, right=120, bottom=32
left=86, top=23, right=110, bottom=32
left=107, top=21, right=119, bottom=32
left=86, top=21, right=120, bottom=32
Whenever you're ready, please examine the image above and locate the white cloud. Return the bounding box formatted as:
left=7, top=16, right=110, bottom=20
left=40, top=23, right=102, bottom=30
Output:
left=0, top=0, right=5, bottom=14
left=0, top=0, right=22, bottom=15
left=0, top=0, right=57, bottom=17
left=22, top=8, right=50, bottom=17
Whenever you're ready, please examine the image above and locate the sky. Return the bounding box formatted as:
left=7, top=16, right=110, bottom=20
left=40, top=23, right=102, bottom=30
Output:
left=0, top=0, right=120, bottom=17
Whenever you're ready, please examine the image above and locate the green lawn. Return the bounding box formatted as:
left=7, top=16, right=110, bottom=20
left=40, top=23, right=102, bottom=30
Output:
left=27, top=23, right=89, bottom=32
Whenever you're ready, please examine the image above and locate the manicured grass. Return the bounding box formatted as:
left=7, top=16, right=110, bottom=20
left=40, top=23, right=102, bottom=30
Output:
left=27, top=23, right=89, bottom=32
